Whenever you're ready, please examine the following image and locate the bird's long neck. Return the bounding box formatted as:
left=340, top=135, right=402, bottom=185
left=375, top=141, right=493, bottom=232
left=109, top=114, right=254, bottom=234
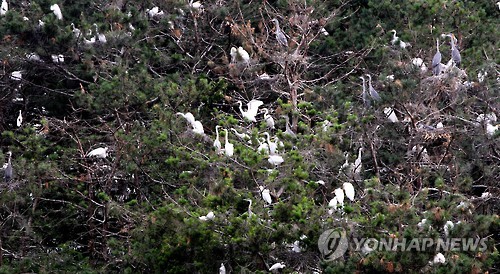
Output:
left=238, top=101, right=244, bottom=114
left=265, top=133, right=271, bottom=144
left=224, top=130, right=229, bottom=144
left=436, top=39, right=440, bottom=51
left=215, top=126, right=219, bottom=138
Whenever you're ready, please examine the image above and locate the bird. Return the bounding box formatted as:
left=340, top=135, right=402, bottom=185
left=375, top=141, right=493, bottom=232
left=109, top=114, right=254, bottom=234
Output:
left=219, top=263, right=226, bottom=274
left=16, top=110, right=22, bottom=127
left=51, top=54, right=64, bottom=63
left=1, top=0, right=8, bottom=16
left=366, top=74, right=381, bottom=101
left=334, top=188, right=345, bottom=207
left=417, top=218, right=428, bottom=230
left=223, top=129, right=234, bottom=157
left=93, top=24, right=107, bottom=43
left=262, top=108, right=275, bottom=129
left=270, top=19, right=288, bottom=47
left=283, top=116, right=296, bottom=137
left=213, top=125, right=222, bottom=154
left=50, top=4, right=63, bottom=20
left=259, top=186, right=272, bottom=204
left=443, top=221, right=454, bottom=237
left=243, top=198, right=253, bottom=216
left=263, top=132, right=278, bottom=154
left=389, top=29, right=399, bottom=45
left=146, top=6, right=164, bottom=18
left=87, top=147, right=109, bottom=158
left=432, top=38, right=442, bottom=76
left=230, top=46, right=250, bottom=64
left=269, top=262, right=285, bottom=271
left=4, top=151, right=12, bottom=182
left=176, top=112, right=196, bottom=127
left=445, top=33, right=461, bottom=67
left=189, top=0, right=203, bottom=9
left=343, top=182, right=355, bottom=202
left=257, top=138, right=270, bottom=154
left=237, top=99, right=263, bottom=122
left=199, top=211, right=215, bottom=221
left=383, top=107, right=399, bottom=123
left=431, top=253, right=446, bottom=265
left=10, top=71, right=22, bottom=81
left=192, top=120, right=205, bottom=135
left=268, top=154, right=284, bottom=166
left=26, top=53, right=42, bottom=62
left=354, top=147, right=362, bottom=174
left=71, top=23, right=81, bottom=38
left=411, top=57, right=428, bottom=72
left=230, top=128, right=251, bottom=142
left=360, top=76, right=370, bottom=107
left=328, top=197, right=339, bottom=214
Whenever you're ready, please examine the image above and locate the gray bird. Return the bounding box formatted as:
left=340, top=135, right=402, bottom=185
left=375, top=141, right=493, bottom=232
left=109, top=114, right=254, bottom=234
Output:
left=360, top=76, right=370, bottom=107
left=4, top=151, right=12, bottom=182
left=432, top=38, right=442, bottom=76
left=366, top=74, right=381, bottom=101
left=271, top=19, right=288, bottom=47
left=445, top=33, right=461, bottom=67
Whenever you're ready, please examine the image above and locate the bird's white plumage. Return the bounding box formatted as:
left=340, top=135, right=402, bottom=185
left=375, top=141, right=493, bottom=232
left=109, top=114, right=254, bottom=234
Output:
left=343, top=182, right=355, bottom=201
left=192, top=121, right=204, bottom=135
left=237, top=99, right=263, bottom=122
left=50, top=4, right=63, bottom=20
left=263, top=108, right=275, bottom=129
left=259, top=186, right=272, bottom=204
left=268, top=154, right=284, bottom=166
left=214, top=125, right=222, bottom=154
left=354, top=148, right=362, bottom=174
left=334, top=188, right=345, bottom=206
left=269, top=262, right=285, bottom=271
left=11, top=71, right=22, bottom=81
left=87, top=147, right=108, bottom=158
left=1, top=0, right=8, bottom=16
left=16, top=110, right=22, bottom=127
left=223, top=129, right=234, bottom=157
left=383, top=107, right=399, bottom=123
left=219, top=263, right=226, bottom=274
left=431, top=253, right=446, bottom=264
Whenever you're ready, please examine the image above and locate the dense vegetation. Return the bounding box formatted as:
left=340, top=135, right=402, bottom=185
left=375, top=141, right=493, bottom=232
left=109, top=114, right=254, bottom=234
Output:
left=0, top=0, right=498, bottom=273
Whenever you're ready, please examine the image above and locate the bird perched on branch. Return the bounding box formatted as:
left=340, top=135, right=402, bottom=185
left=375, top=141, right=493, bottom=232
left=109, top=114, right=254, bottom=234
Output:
left=271, top=19, right=288, bottom=47
left=432, top=38, right=442, bottom=76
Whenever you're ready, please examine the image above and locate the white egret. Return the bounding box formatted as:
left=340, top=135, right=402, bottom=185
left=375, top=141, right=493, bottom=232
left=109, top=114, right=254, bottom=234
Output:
left=389, top=30, right=411, bottom=49
left=417, top=218, right=427, bottom=229
left=213, top=125, right=222, bottom=154
left=269, top=262, right=285, bottom=271
left=237, top=99, right=263, bottom=122
left=176, top=112, right=196, bottom=127
left=316, top=180, right=326, bottom=186
left=328, top=197, right=338, bottom=214
left=443, top=221, right=454, bottom=238
left=50, top=4, right=63, bottom=20
left=219, top=263, right=226, bottom=274
left=411, top=57, right=428, bottom=72
left=291, top=240, right=301, bottom=253
left=10, top=71, right=22, bottom=81
left=38, top=20, right=45, bottom=27
left=432, top=38, right=442, bottom=76
left=51, top=54, right=64, bottom=63
left=257, top=138, right=270, bottom=154
left=268, top=154, right=284, bottom=166
left=199, top=211, right=215, bottom=221
left=1, top=0, right=8, bottom=16
left=146, top=7, right=164, bottom=18
left=383, top=107, right=399, bottom=123
left=16, top=110, right=22, bottom=127
left=334, top=188, right=345, bottom=207
left=87, top=147, right=108, bottom=158
left=192, top=120, right=205, bottom=135
left=366, top=74, right=381, bottom=101
left=4, top=151, right=12, bottom=182
left=259, top=186, right=272, bottom=205
left=84, top=35, right=96, bottom=45
left=189, top=0, right=203, bottom=9
left=243, top=198, right=253, bottom=216
left=343, top=182, right=355, bottom=202
left=27, top=53, right=41, bottom=62
left=230, top=128, right=250, bottom=141
left=93, top=24, right=107, bottom=43
left=223, top=129, right=234, bottom=157
left=283, top=116, right=296, bottom=137
left=436, top=122, right=444, bottom=129
left=431, top=253, right=446, bottom=265
left=230, top=46, right=250, bottom=64
left=389, top=29, right=399, bottom=45
left=263, top=132, right=278, bottom=155
left=71, top=23, right=81, bottom=38
left=320, top=27, right=329, bottom=36
left=270, top=19, right=288, bottom=47
left=486, top=123, right=498, bottom=136
left=262, top=108, right=275, bottom=129
left=354, top=147, right=362, bottom=175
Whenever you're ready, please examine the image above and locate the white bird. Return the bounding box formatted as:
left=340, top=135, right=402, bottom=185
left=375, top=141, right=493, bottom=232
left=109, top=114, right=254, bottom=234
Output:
left=219, top=263, right=226, bottom=274
left=10, top=71, right=22, bottom=81
left=443, top=221, right=454, bottom=237
left=189, top=0, right=203, bottom=9
left=237, top=99, right=263, bottom=122
left=16, top=110, right=22, bottom=127
left=417, top=218, right=427, bottom=229
left=343, top=182, right=355, bottom=202
left=383, top=107, right=399, bottom=123
left=328, top=197, right=338, bottom=214
left=259, top=186, right=272, bottom=204
left=71, top=23, right=81, bottom=38
left=26, top=53, right=42, bottom=62
left=192, top=120, right=205, bottom=135
left=199, top=211, right=215, bottom=221
left=38, top=20, right=45, bottom=27
left=93, top=24, right=107, bottom=43
left=230, top=128, right=251, bottom=141
left=334, top=188, right=345, bottom=207
left=320, top=27, right=329, bottom=36
left=263, top=132, right=278, bottom=155
left=51, top=54, right=64, bottom=63
left=283, top=116, right=296, bottom=137
left=389, top=29, right=399, bottom=45
left=411, top=57, right=428, bottom=72
left=243, top=198, right=253, bottom=216
left=87, top=147, right=108, bottom=158
left=431, top=253, right=446, bottom=264
left=436, top=122, right=444, bottom=129
left=268, top=154, right=284, bottom=166
left=213, top=125, right=222, bottom=154
left=269, top=262, right=285, bottom=271
left=354, top=147, right=362, bottom=174
left=262, top=108, right=275, bottom=129
left=50, top=4, right=63, bottom=20
left=291, top=240, right=301, bottom=253
left=270, top=19, right=288, bottom=47
left=257, top=138, right=270, bottom=154
left=223, top=129, right=234, bottom=157
left=316, top=180, right=326, bottom=186
left=230, top=46, right=250, bottom=64
left=176, top=112, right=196, bottom=127
left=486, top=123, right=498, bottom=136
left=1, top=0, right=8, bottom=16
left=146, top=7, right=164, bottom=18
